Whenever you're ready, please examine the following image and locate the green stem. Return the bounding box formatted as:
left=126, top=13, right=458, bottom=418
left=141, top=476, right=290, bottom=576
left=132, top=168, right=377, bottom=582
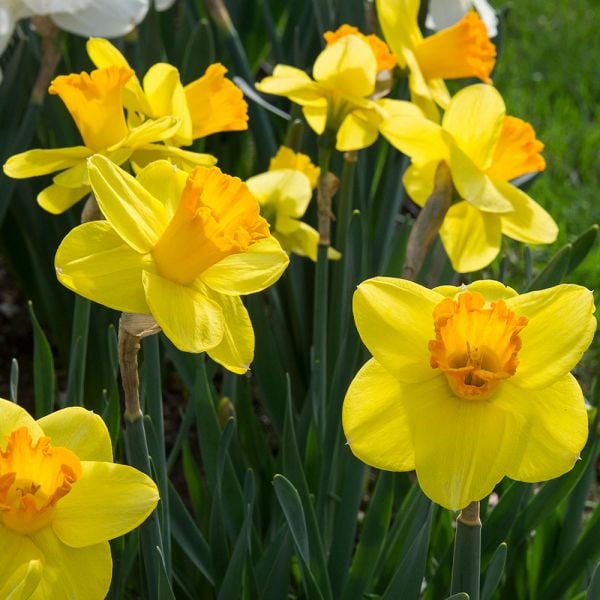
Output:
left=65, top=296, right=90, bottom=407
left=451, top=501, right=481, bottom=600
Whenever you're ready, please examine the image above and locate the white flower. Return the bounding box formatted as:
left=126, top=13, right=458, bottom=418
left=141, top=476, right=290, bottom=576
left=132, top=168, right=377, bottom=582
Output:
left=427, top=0, right=498, bottom=38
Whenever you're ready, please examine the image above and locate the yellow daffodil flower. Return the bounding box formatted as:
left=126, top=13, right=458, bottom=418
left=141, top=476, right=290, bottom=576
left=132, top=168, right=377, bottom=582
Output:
left=256, top=32, right=398, bottom=151
left=376, top=0, right=496, bottom=118
left=343, top=278, right=596, bottom=510
left=247, top=149, right=340, bottom=261
left=2, top=66, right=211, bottom=214
left=55, top=156, right=289, bottom=373
left=86, top=37, right=248, bottom=159
left=380, top=84, right=557, bottom=272
left=0, top=399, right=158, bottom=598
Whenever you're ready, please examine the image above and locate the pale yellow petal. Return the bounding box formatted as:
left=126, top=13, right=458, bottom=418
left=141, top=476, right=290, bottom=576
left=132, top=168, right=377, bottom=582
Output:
left=117, top=116, right=181, bottom=149
left=142, top=271, right=224, bottom=353
left=402, top=161, right=438, bottom=207
left=443, top=84, right=505, bottom=170
left=30, top=529, right=111, bottom=600
left=37, top=184, right=90, bottom=214
left=199, top=236, right=289, bottom=296
left=87, top=154, right=168, bottom=253
left=439, top=201, right=502, bottom=272
left=129, top=144, right=217, bottom=173
left=37, top=407, right=113, bottom=462
left=255, top=65, right=323, bottom=105
left=343, top=358, right=416, bottom=471
left=3, top=147, right=90, bottom=178
left=0, top=528, right=43, bottom=600
left=55, top=221, right=151, bottom=314
left=0, top=398, right=43, bottom=448
left=135, top=159, right=187, bottom=218
left=506, top=284, right=596, bottom=389
left=376, top=0, right=423, bottom=62
left=302, top=103, right=327, bottom=135
left=433, top=280, right=518, bottom=301
left=353, top=277, right=442, bottom=383
left=246, top=170, right=312, bottom=219
left=336, top=109, right=380, bottom=151
left=53, top=461, right=159, bottom=547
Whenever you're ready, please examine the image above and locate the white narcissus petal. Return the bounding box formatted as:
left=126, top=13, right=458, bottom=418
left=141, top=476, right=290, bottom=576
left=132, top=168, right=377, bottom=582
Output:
left=427, top=0, right=498, bottom=37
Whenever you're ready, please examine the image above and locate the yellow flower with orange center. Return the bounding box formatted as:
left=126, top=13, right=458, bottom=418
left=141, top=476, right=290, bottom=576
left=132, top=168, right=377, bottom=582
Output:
left=377, top=0, right=496, bottom=118
left=380, top=84, right=557, bottom=272
left=0, top=400, right=158, bottom=599
left=55, top=156, right=289, bottom=373
left=343, top=278, right=596, bottom=510
left=2, top=65, right=199, bottom=214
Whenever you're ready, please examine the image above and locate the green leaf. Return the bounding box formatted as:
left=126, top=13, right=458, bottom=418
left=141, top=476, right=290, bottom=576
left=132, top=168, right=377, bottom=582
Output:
left=27, top=301, right=55, bottom=417
left=525, top=244, right=571, bottom=291
left=445, top=595, right=470, bottom=600
left=273, top=474, right=310, bottom=566
left=567, top=224, right=598, bottom=275
left=586, top=562, right=600, bottom=599
left=65, top=296, right=90, bottom=407
left=156, top=546, right=177, bottom=600
left=481, top=543, right=507, bottom=600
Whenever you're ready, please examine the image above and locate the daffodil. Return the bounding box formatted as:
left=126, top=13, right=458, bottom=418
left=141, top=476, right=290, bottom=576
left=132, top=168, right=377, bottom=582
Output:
left=246, top=148, right=340, bottom=261
left=55, top=155, right=289, bottom=373
left=380, top=84, right=557, bottom=272
left=343, top=278, right=596, bottom=510
left=86, top=37, right=248, bottom=159
left=427, top=0, right=498, bottom=38
left=2, top=66, right=211, bottom=214
left=376, top=0, right=496, bottom=118
left=256, top=31, right=398, bottom=151
left=0, top=399, right=159, bottom=598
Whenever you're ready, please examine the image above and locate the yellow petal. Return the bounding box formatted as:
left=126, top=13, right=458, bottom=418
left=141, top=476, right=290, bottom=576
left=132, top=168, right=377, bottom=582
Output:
left=246, top=170, right=312, bottom=219
left=142, top=271, right=224, bottom=353
left=55, top=221, right=151, bottom=314
left=129, top=144, right=217, bottom=173
left=506, top=284, right=597, bottom=389
left=269, top=146, right=320, bottom=189
left=433, top=280, right=518, bottom=301
left=37, top=184, right=90, bottom=215
left=276, top=222, right=319, bottom=261
left=51, top=160, right=88, bottom=189
left=501, top=375, right=588, bottom=482
left=302, top=103, right=328, bottom=135
left=185, top=63, right=249, bottom=139
left=313, top=35, right=376, bottom=98
left=376, top=0, right=423, bottom=65
left=0, top=398, right=43, bottom=448
left=336, top=108, right=380, bottom=151
left=37, top=407, right=113, bottom=462
left=199, top=236, right=289, bottom=296
left=0, top=526, right=44, bottom=600
left=87, top=155, right=168, bottom=253
left=443, top=84, right=505, bottom=170
left=402, top=161, right=438, bottom=207
left=343, top=358, right=416, bottom=471
left=52, top=461, right=158, bottom=547
left=353, top=277, right=441, bottom=383
left=439, top=201, right=502, bottom=273
left=3, top=147, right=90, bottom=178
left=379, top=101, right=447, bottom=165
left=117, top=115, right=181, bottom=149
left=449, top=143, right=513, bottom=213
left=407, top=375, right=523, bottom=510
left=30, top=528, right=111, bottom=600
left=256, top=65, right=323, bottom=105
left=203, top=290, right=254, bottom=374
left=495, top=179, right=558, bottom=244
left=136, top=159, right=187, bottom=218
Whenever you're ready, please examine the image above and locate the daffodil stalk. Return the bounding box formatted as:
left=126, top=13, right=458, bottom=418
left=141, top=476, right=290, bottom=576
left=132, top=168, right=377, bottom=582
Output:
left=451, top=500, right=482, bottom=600
left=402, top=160, right=453, bottom=280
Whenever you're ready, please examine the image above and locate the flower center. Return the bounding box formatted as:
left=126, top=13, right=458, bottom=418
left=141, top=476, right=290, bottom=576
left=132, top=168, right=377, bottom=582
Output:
left=49, top=66, right=132, bottom=151
left=152, top=167, right=270, bottom=285
left=414, top=11, right=496, bottom=83
left=429, top=292, right=528, bottom=401
left=487, top=116, right=546, bottom=181
left=0, top=427, right=82, bottom=535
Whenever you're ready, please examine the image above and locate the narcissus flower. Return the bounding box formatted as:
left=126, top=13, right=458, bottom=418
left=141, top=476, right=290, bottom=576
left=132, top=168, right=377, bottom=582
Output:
left=256, top=31, right=399, bottom=151
left=427, top=0, right=498, bottom=38
left=55, top=156, right=289, bottom=373
left=380, top=84, right=557, bottom=272
left=0, top=399, right=158, bottom=598
left=376, top=0, right=496, bottom=118
left=247, top=149, right=340, bottom=261
left=86, top=37, right=248, bottom=159
left=343, top=278, right=596, bottom=510
left=2, top=66, right=206, bottom=214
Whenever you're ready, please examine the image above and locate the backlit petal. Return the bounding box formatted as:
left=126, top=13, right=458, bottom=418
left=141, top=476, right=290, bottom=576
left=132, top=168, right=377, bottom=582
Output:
left=142, top=271, right=224, bottom=353
left=336, top=109, right=380, bottom=151
left=53, top=461, right=158, bottom=547
left=88, top=155, right=168, bottom=253
left=353, top=277, right=441, bottom=382
left=506, top=285, right=596, bottom=388
left=343, top=359, right=415, bottom=471
left=130, top=144, right=217, bottom=173
left=3, top=147, right=90, bottom=178
left=37, top=184, right=89, bottom=214
left=55, top=221, right=151, bottom=314
left=117, top=116, right=181, bottom=149
left=0, top=398, right=42, bottom=448
left=246, top=170, right=312, bottom=219
left=37, top=407, right=113, bottom=462
left=496, top=179, right=558, bottom=244
left=500, top=376, right=588, bottom=482
left=256, top=65, right=322, bottom=105
left=30, top=528, right=111, bottom=600
left=200, top=236, right=289, bottom=296
left=402, top=162, right=438, bottom=207
left=136, top=160, right=187, bottom=218
left=376, top=0, right=423, bottom=63
left=0, top=527, right=43, bottom=600
left=203, top=290, right=254, bottom=374
left=408, top=376, right=522, bottom=509
left=302, top=104, right=327, bottom=135
left=443, top=84, right=505, bottom=170
left=439, top=201, right=502, bottom=272
left=313, top=35, right=376, bottom=98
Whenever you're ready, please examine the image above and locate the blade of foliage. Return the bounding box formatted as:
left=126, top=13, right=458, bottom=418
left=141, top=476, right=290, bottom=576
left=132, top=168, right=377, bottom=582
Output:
left=27, top=301, right=55, bottom=417
left=481, top=543, right=507, bottom=600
